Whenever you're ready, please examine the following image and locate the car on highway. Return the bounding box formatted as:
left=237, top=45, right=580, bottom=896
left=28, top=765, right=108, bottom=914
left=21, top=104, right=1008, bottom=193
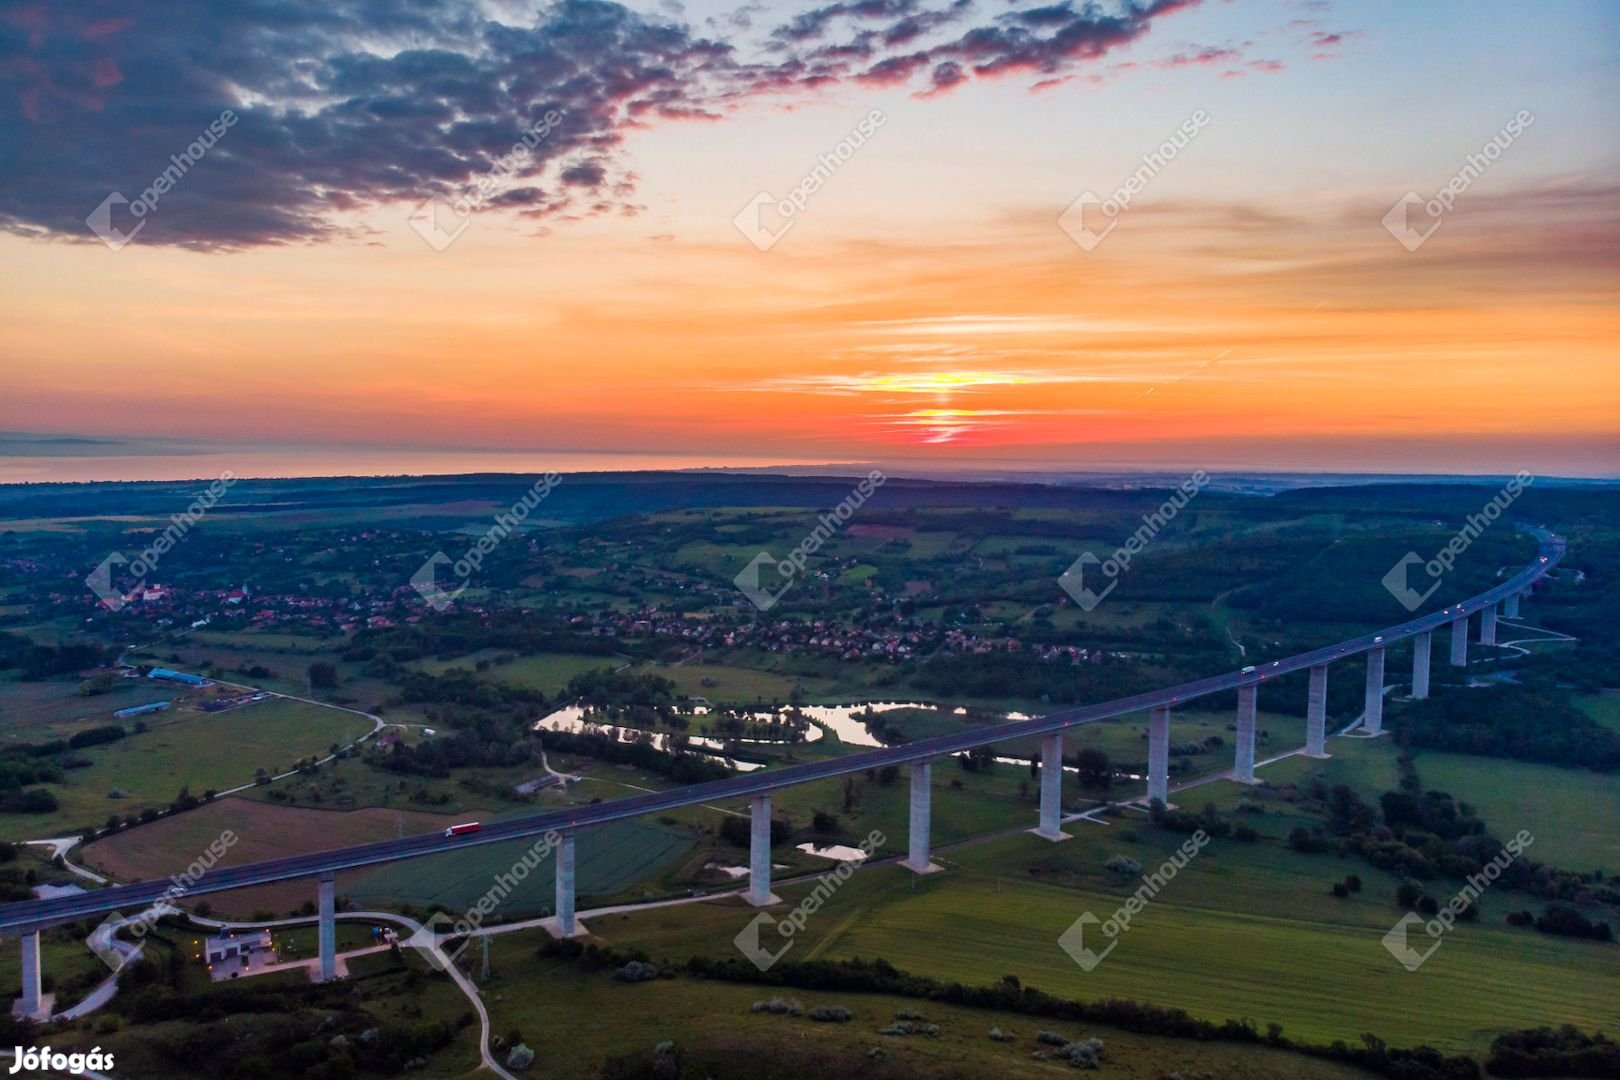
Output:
left=443, top=822, right=482, bottom=838
left=1240, top=665, right=1256, bottom=674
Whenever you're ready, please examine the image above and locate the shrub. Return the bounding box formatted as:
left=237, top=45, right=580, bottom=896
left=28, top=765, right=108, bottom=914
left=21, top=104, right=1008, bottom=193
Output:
left=751, top=997, right=802, bottom=1016
left=614, top=960, right=660, bottom=982
left=1062, top=1038, right=1105, bottom=1069
left=1104, top=854, right=1141, bottom=876
left=989, top=1027, right=1014, bottom=1042
left=1037, top=1031, right=1069, bottom=1046
left=1331, top=882, right=1350, bottom=898
left=506, top=1044, right=534, bottom=1070
left=809, top=1006, right=852, bottom=1023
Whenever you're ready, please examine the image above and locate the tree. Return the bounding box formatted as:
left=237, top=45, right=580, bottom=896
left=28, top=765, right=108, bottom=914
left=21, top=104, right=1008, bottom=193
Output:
left=1075, top=747, right=1111, bottom=789
left=308, top=661, right=339, bottom=689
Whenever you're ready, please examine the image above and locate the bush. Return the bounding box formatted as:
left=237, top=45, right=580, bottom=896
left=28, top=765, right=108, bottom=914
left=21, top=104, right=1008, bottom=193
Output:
left=614, top=961, right=660, bottom=982
left=809, top=1006, right=851, bottom=1023
left=1103, top=854, right=1141, bottom=876
left=507, top=1043, right=534, bottom=1070
left=989, top=1027, right=1014, bottom=1042
left=1037, top=1031, right=1069, bottom=1047
left=1331, top=882, right=1350, bottom=898
left=751, top=997, right=802, bottom=1016
left=1061, top=1038, right=1105, bottom=1068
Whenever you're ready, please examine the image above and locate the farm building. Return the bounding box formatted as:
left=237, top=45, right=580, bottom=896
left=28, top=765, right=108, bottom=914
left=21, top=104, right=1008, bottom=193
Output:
left=113, top=700, right=170, bottom=719
left=146, top=667, right=209, bottom=687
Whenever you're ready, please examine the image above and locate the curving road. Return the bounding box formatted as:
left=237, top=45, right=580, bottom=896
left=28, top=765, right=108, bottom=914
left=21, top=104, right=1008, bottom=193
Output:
left=0, top=532, right=1562, bottom=934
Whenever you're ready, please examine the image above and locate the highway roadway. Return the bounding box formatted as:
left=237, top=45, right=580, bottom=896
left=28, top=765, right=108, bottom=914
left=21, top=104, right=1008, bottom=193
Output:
left=0, top=532, right=1562, bottom=934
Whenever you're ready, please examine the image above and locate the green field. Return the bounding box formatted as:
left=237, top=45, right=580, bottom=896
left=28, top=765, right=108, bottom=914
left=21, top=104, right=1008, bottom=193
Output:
left=0, top=696, right=373, bottom=840
left=585, top=823, right=1617, bottom=1054
left=347, top=815, right=696, bottom=916
left=409, top=650, right=620, bottom=693
left=470, top=943, right=1375, bottom=1079
left=1413, top=750, right=1620, bottom=872
left=0, top=673, right=186, bottom=741
left=1576, top=691, right=1620, bottom=733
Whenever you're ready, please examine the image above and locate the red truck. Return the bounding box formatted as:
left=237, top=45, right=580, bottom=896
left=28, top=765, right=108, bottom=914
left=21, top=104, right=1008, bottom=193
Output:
left=443, top=822, right=482, bottom=838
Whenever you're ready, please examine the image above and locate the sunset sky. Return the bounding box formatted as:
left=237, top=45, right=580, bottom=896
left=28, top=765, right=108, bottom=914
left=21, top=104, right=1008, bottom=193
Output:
left=1, top=0, right=1616, bottom=480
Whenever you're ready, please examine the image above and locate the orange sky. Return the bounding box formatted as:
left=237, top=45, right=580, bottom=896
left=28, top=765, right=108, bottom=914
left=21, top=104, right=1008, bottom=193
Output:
left=1, top=1, right=1616, bottom=478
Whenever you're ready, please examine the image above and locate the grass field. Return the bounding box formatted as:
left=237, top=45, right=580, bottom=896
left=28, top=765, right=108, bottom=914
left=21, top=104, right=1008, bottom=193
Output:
left=348, top=815, right=696, bottom=916
left=0, top=673, right=187, bottom=741
left=79, top=797, right=466, bottom=917
left=1414, top=750, right=1620, bottom=872
left=581, top=822, right=1617, bottom=1055
left=0, top=696, right=373, bottom=841
left=1576, top=691, right=1620, bottom=733
left=468, top=944, right=1376, bottom=1079
left=409, top=650, right=620, bottom=693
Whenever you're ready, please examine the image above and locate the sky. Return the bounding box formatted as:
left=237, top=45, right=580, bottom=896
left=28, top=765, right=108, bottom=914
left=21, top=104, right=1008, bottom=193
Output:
left=1, top=0, right=1616, bottom=481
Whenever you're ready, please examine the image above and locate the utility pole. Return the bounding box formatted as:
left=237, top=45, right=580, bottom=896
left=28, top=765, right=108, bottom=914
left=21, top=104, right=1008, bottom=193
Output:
left=481, top=934, right=490, bottom=981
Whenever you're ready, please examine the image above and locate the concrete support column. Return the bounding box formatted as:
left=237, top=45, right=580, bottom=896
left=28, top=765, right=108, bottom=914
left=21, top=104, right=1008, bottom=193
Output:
left=1305, top=665, right=1330, bottom=757
left=747, top=795, right=778, bottom=906
left=1035, top=734, right=1068, bottom=840
left=1450, top=614, right=1468, bottom=667
left=1234, top=684, right=1257, bottom=784
left=1412, top=631, right=1431, bottom=700
left=1364, top=647, right=1386, bottom=735
left=18, top=930, right=41, bottom=1018
left=1503, top=592, right=1520, bottom=619
left=556, top=831, right=577, bottom=932
left=1147, top=706, right=1171, bottom=805
left=1480, top=603, right=1498, bottom=646
left=317, top=873, right=336, bottom=983
left=904, top=761, right=940, bottom=873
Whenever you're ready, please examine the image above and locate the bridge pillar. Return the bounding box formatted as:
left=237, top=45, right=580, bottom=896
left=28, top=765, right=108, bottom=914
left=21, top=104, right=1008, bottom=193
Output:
left=317, top=873, right=336, bottom=983
left=1147, top=706, right=1172, bottom=805
left=904, top=761, right=941, bottom=873
left=556, top=831, right=578, bottom=933
left=1034, top=734, right=1069, bottom=841
left=747, top=796, right=779, bottom=906
left=1450, top=614, right=1468, bottom=667
left=1305, top=664, right=1330, bottom=757
left=1503, top=592, right=1520, bottom=619
left=1412, top=631, right=1431, bottom=700
left=1480, top=603, right=1498, bottom=646
left=16, top=929, right=42, bottom=1019
left=1234, top=684, right=1257, bottom=784
left=1364, top=647, right=1386, bottom=735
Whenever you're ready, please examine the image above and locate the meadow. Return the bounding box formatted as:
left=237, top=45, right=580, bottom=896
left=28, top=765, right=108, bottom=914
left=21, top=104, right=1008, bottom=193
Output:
left=472, top=945, right=1378, bottom=1079
left=579, top=819, right=1619, bottom=1055
left=0, top=696, right=373, bottom=841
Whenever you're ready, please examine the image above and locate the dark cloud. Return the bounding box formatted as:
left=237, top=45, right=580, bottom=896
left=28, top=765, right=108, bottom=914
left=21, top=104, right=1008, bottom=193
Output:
left=0, top=0, right=1251, bottom=250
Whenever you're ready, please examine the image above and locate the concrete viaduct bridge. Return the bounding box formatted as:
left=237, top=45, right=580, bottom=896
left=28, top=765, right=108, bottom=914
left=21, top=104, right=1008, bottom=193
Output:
left=1, top=533, right=1563, bottom=1017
